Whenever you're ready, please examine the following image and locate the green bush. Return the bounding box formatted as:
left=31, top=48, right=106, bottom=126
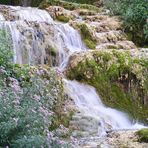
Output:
left=104, top=0, right=148, bottom=46
left=0, top=69, right=70, bottom=147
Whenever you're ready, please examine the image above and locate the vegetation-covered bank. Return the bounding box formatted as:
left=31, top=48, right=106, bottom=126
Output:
left=66, top=50, right=148, bottom=124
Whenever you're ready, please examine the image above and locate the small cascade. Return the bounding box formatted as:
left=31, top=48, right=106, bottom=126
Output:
left=54, top=23, right=86, bottom=68
left=0, top=5, right=85, bottom=66
left=10, top=6, right=53, bottom=22
left=65, top=80, right=146, bottom=136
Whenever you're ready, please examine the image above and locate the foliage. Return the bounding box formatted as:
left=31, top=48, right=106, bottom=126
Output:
left=0, top=67, right=72, bottom=147
left=67, top=50, right=148, bottom=124
left=104, top=0, right=148, bottom=46
left=137, top=128, right=148, bottom=143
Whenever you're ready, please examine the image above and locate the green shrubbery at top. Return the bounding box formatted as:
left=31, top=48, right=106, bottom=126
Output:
left=104, top=0, right=148, bottom=46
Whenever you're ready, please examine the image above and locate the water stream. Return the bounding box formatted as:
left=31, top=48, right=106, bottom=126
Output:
left=0, top=5, right=146, bottom=139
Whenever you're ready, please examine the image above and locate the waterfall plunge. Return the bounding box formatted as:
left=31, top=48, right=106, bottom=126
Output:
left=0, top=5, right=146, bottom=137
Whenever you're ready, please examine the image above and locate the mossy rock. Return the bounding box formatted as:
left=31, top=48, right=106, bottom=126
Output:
left=56, top=15, right=70, bottom=23
left=78, top=9, right=97, bottom=16
left=137, top=128, right=148, bottom=143
left=66, top=50, right=148, bottom=124
left=77, top=23, right=97, bottom=49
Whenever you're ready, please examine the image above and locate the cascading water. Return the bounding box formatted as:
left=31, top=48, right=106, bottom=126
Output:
left=64, top=80, right=146, bottom=136
left=0, top=5, right=85, bottom=66
left=55, top=23, right=86, bottom=68
left=0, top=5, right=146, bottom=139
left=0, top=13, right=5, bottom=21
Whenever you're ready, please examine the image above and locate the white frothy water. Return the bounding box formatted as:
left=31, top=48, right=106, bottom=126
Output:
left=10, top=6, right=53, bottom=22
left=64, top=80, right=146, bottom=135
left=0, top=13, right=5, bottom=21
left=55, top=23, right=86, bottom=68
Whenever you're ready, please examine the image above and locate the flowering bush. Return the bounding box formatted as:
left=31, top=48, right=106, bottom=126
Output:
left=0, top=68, right=72, bottom=147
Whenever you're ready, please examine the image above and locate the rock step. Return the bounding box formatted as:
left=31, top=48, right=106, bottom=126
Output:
left=70, top=113, right=100, bottom=137
left=96, top=40, right=137, bottom=50
left=89, top=18, right=122, bottom=32
left=95, top=30, right=126, bottom=44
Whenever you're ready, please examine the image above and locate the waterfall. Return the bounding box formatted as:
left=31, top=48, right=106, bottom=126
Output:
left=54, top=23, right=86, bottom=68
left=0, top=5, right=146, bottom=138
left=0, top=5, right=85, bottom=65
left=64, top=80, right=145, bottom=136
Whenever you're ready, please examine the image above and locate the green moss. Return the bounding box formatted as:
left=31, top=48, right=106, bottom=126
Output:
left=39, top=0, right=99, bottom=11
left=84, top=39, right=96, bottom=49
left=50, top=47, right=56, bottom=57
left=137, top=129, right=148, bottom=143
left=56, top=15, right=70, bottom=23
left=67, top=50, right=148, bottom=123
left=77, top=23, right=96, bottom=49
left=79, top=10, right=97, bottom=16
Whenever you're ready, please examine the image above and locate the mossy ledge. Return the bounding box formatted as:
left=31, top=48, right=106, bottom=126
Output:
left=137, top=128, right=148, bottom=143
left=56, top=15, right=70, bottom=23
left=66, top=50, right=148, bottom=124
left=39, top=0, right=99, bottom=11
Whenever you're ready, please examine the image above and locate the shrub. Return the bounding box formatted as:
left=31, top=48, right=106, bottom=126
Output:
left=0, top=68, right=70, bottom=147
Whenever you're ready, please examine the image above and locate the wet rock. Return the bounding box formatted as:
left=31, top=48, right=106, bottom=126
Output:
left=107, top=130, right=148, bottom=148
left=70, top=113, right=100, bottom=137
